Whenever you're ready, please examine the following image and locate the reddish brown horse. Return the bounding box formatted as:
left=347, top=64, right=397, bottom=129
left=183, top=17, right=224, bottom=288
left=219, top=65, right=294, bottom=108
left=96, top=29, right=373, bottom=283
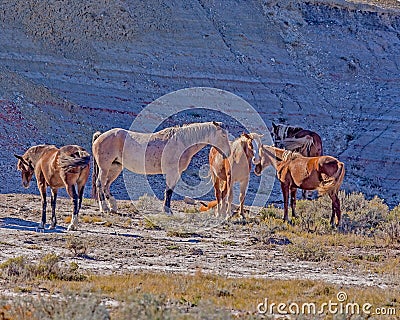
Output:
left=15, top=145, right=90, bottom=231
left=201, top=133, right=261, bottom=220
left=254, top=145, right=345, bottom=227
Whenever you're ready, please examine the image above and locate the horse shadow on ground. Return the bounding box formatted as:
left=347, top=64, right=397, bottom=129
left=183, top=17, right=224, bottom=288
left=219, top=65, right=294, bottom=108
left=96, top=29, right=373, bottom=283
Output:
left=0, top=217, right=66, bottom=233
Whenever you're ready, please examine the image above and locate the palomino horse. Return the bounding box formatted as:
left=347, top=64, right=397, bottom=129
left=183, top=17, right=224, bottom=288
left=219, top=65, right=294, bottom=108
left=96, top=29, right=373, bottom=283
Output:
left=271, top=122, right=323, bottom=199
left=15, top=145, right=90, bottom=230
left=200, top=133, right=261, bottom=219
left=92, top=121, right=231, bottom=214
left=254, top=145, right=345, bottom=227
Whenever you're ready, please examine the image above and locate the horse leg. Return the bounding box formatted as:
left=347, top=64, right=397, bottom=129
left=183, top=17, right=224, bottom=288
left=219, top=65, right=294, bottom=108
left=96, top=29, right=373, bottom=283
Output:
left=49, top=188, right=58, bottom=229
left=225, top=183, right=234, bottom=221
left=219, top=180, right=228, bottom=217
left=329, top=192, right=341, bottom=227
left=66, top=183, right=79, bottom=231
left=96, top=167, right=111, bottom=213
left=238, top=179, right=248, bottom=220
left=37, top=176, right=47, bottom=229
left=281, top=183, right=290, bottom=222
left=164, top=173, right=179, bottom=215
left=102, top=163, right=122, bottom=213
left=77, top=166, right=90, bottom=212
left=290, top=187, right=297, bottom=220
left=213, top=176, right=222, bottom=217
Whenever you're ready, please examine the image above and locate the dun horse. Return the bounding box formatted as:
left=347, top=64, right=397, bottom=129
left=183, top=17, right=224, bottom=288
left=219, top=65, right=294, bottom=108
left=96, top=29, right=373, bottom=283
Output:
left=254, top=145, right=344, bottom=227
left=200, top=133, right=261, bottom=219
left=92, top=121, right=231, bottom=214
left=15, top=145, right=90, bottom=230
left=271, top=122, right=323, bottom=199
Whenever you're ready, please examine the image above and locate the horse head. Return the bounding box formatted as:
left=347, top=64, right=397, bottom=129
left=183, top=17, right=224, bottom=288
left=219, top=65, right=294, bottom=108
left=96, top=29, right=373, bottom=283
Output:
left=241, top=132, right=262, bottom=166
left=14, top=154, right=34, bottom=188
left=253, top=145, right=275, bottom=176
left=211, top=121, right=231, bottom=159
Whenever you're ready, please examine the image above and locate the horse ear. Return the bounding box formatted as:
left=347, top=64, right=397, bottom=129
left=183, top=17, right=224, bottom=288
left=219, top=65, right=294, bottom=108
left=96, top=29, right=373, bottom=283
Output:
left=14, top=154, right=24, bottom=161
left=212, top=121, right=220, bottom=127
left=242, top=132, right=251, bottom=139
left=14, top=154, right=32, bottom=168
left=272, top=122, right=277, bottom=129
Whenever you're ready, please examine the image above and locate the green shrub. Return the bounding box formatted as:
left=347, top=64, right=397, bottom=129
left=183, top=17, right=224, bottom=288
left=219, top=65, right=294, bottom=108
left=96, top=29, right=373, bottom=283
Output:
left=341, top=193, right=389, bottom=236
left=378, top=204, right=400, bottom=244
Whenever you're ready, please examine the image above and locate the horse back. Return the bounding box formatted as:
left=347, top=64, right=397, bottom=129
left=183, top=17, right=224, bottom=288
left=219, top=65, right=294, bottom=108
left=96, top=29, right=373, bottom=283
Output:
left=293, top=130, right=323, bottom=156
left=58, top=145, right=91, bottom=173
left=92, top=128, right=126, bottom=163
left=318, top=156, right=340, bottom=176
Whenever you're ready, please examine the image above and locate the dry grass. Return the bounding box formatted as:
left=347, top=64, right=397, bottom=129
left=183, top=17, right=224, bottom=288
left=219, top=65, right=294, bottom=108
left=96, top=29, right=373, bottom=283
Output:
left=3, top=271, right=396, bottom=319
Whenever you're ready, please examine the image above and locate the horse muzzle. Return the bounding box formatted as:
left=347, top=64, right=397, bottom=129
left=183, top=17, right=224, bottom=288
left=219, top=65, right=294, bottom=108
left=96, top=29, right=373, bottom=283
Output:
left=254, top=164, right=262, bottom=176
left=22, top=181, right=30, bottom=188
left=252, top=155, right=261, bottom=165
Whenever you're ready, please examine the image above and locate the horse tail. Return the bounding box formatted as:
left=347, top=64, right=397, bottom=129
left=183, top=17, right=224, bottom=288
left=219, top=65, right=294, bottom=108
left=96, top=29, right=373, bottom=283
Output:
left=91, top=131, right=102, bottom=199
left=59, top=147, right=91, bottom=172
left=199, top=200, right=218, bottom=212
left=317, top=161, right=345, bottom=195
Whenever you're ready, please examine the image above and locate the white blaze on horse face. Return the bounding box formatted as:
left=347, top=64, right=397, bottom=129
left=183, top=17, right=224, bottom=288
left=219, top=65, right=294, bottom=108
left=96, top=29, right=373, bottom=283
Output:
left=251, top=139, right=261, bottom=165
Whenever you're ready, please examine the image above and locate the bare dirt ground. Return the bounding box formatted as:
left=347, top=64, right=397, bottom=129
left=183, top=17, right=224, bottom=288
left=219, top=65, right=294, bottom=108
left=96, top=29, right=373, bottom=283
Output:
left=0, top=193, right=398, bottom=298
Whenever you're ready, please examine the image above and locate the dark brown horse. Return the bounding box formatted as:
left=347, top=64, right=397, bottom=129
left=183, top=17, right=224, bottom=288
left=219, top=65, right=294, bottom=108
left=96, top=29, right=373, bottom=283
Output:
left=254, top=145, right=345, bottom=227
left=271, top=123, right=323, bottom=199
left=271, top=123, right=323, bottom=157
left=15, top=145, right=90, bottom=230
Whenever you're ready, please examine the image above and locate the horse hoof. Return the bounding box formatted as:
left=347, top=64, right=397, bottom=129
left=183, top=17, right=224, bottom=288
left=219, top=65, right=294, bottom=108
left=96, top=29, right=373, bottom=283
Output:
left=164, top=206, right=173, bottom=215
left=67, top=224, right=78, bottom=231
left=49, top=224, right=56, bottom=230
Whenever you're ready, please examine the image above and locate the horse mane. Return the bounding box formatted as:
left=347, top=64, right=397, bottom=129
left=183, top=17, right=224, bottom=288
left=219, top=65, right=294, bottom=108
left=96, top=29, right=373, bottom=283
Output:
left=166, top=122, right=217, bottom=146
left=282, top=150, right=302, bottom=162
left=24, top=145, right=57, bottom=164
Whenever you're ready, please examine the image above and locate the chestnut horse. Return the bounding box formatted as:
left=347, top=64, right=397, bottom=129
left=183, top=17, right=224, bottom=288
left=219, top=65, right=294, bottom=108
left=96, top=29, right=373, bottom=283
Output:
left=92, top=121, right=231, bottom=214
left=201, top=133, right=261, bottom=219
left=15, top=145, right=90, bottom=230
left=254, top=145, right=345, bottom=227
left=271, top=122, right=323, bottom=199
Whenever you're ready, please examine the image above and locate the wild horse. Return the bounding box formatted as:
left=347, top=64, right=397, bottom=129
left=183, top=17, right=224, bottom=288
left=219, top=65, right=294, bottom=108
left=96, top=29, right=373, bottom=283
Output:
left=254, top=145, right=345, bottom=227
left=92, top=121, right=231, bottom=214
left=15, top=145, right=90, bottom=230
left=271, top=122, right=323, bottom=199
left=201, top=133, right=261, bottom=219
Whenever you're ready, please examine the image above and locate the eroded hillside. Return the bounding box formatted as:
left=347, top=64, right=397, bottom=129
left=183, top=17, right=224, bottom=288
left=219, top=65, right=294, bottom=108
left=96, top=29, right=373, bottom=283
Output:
left=0, top=0, right=399, bottom=206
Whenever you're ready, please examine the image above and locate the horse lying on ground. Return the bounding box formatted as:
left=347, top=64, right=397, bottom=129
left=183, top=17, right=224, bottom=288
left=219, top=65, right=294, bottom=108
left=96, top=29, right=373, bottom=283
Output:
left=271, top=122, right=323, bottom=199
left=200, top=133, right=261, bottom=220
left=15, top=145, right=90, bottom=230
left=254, top=145, right=345, bottom=227
left=92, top=121, right=231, bottom=214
